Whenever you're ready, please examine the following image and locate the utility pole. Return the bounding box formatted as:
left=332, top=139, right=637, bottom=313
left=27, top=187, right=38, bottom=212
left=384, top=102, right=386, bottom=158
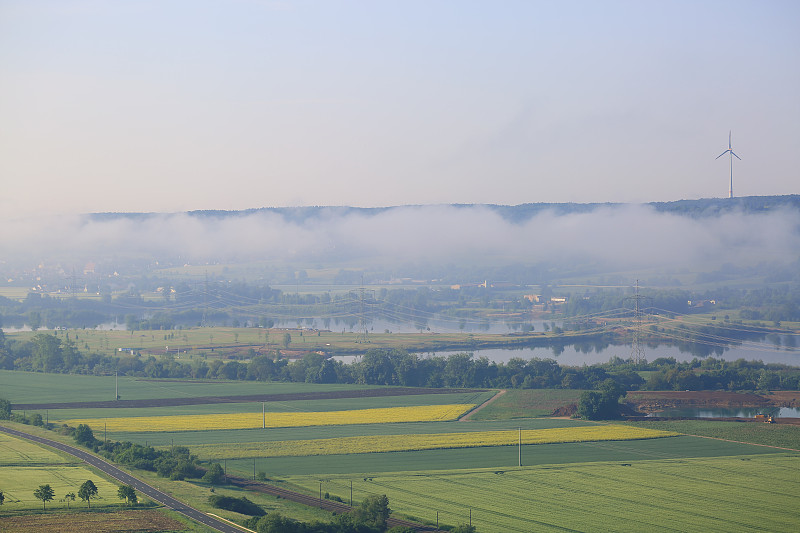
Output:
left=518, top=427, right=522, bottom=467
left=262, top=402, right=265, bottom=429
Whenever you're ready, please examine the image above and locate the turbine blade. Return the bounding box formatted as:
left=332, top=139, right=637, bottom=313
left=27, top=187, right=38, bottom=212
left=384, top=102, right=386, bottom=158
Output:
left=729, top=131, right=732, bottom=148
left=732, top=151, right=741, bottom=160
left=716, top=150, right=728, bottom=159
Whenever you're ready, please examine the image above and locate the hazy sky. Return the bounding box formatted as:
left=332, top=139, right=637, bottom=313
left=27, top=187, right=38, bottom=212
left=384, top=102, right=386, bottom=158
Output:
left=1, top=0, right=798, bottom=217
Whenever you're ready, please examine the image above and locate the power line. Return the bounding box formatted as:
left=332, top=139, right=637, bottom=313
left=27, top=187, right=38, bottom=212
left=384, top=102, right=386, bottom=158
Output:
left=624, top=280, right=652, bottom=364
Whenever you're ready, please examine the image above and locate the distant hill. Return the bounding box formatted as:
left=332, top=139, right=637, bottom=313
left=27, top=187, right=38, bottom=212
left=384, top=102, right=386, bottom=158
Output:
left=88, top=194, right=800, bottom=224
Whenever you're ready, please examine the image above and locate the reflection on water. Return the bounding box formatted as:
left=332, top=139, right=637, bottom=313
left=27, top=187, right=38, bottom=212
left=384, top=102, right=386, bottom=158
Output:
left=649, top=406, right=800, bottom=418
left=416, top=342, right=800, bottom=367
left=274, top=316, right=563, bottom=335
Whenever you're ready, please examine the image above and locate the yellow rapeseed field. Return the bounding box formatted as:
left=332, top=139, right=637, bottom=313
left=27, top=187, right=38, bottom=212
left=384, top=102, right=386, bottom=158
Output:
left=189, top=425, right=679, bottom=459
left=65, top=404, right=474, bottom=432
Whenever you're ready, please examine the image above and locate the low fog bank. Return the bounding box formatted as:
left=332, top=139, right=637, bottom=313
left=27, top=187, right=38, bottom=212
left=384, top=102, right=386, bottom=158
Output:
left=2, top=204, right=799, bottom=274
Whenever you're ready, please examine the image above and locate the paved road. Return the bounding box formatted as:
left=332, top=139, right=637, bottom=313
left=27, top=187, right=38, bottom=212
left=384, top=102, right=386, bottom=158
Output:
left=0, top=425, right=244, bottom=533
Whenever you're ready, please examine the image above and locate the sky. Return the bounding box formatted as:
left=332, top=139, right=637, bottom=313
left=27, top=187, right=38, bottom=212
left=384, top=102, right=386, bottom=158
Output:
left=1, top=0, right=799, bottom=218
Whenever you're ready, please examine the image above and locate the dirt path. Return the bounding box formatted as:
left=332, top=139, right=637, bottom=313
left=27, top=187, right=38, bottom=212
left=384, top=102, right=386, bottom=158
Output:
left=459, top=389, right=506, bottom=421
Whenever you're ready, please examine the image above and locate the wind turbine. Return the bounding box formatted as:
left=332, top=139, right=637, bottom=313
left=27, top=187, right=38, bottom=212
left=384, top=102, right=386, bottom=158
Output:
left=716, top=131, right=741, bottom=198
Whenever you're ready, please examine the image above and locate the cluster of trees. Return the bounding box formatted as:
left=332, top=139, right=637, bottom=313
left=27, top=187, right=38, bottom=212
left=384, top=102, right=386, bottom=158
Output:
left=209, top=494, right=265, bottom=516
left=639, top=356, right=800, bottom=391
left=577, top=379, right=627, bottom=420
left=70, top=423, right=201, bottom=481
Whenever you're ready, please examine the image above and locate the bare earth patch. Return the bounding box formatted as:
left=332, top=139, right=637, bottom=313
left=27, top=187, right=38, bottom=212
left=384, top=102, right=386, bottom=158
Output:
left=0, top=510, right=186, bottom=532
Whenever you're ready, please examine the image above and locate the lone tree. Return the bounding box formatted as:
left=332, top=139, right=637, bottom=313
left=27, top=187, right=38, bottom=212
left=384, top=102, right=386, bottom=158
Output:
left=352, top=494, right=391, bottom=530
left=0, top=489, right=5, bottom=505
left=73, top=424, right=96, bottom=447
left=202, top=463, right=225, bottom=485
left=78, top=479, right=98, bottom=508
left=64, top=492, right=76, bottom=509
left=117, top=485, right=137, bottom=506
left=34, top=484, right=55, bottom=510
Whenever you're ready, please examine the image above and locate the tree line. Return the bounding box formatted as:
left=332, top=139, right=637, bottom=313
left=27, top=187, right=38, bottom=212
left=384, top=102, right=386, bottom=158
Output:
left=2, top=330, right=799, bottom=393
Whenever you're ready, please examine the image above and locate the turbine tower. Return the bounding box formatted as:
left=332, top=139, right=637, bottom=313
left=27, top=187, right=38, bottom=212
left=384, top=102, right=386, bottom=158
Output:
left=716, top=131, right=741, bottom=198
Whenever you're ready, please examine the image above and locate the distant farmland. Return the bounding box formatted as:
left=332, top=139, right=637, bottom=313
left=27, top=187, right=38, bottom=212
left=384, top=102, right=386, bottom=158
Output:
left=3, top=372, right=799, bottom=532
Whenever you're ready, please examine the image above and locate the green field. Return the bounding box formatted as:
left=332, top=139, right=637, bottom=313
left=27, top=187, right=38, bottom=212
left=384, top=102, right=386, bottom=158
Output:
left=0, top=370, right=380, bottom=404
left=468, top=389, right=582, bottom=419
left=283, top=454, right=800, bottom=532
left=221, top=434, right=778, bottom=476
left=624, top=419, right=800, bottom=450
left=0, top=432, right=122, bottom=513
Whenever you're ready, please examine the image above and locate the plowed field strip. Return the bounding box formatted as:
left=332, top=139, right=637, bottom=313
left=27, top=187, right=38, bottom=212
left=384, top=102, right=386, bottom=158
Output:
left=0, top=510, right=185, bottom=533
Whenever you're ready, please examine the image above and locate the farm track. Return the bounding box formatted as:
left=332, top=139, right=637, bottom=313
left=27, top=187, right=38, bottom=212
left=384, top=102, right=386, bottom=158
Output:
left=14, top=387, right=486, bottom=410
left=459, top=389, right=506, bottom=421
left=227, top=476, right=439, bottom=531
